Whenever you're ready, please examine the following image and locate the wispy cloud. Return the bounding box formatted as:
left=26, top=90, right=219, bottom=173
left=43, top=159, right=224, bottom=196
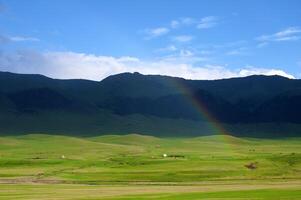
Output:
left=179, top=17, right=196, bottom=25
left=170, top=16, right=219, bottom=30
left=257, top=42, right=268, bottom=48
left=226, top=47, right=249, bottom=56
left=170, top=17, right=196, bottom=29
left=156, top=45, right=177, bottom=52
left=172, top=35, right=193, bottom=42
left=0, top=50, right=294, bottom=80
left=0, top=35, right=40, bottom=43
left=158, top=50, right=205, bottom=64
left=197, top=16, right=218, bottom=29
left=256, top=27, right=301, bottom=44
left=144, top=27, right=169, bottom=39
left=9, top=36, right=40, bottom=42
left=144, top=16, right=219, bottom=40
left=170, top=20, right=180, bottom=29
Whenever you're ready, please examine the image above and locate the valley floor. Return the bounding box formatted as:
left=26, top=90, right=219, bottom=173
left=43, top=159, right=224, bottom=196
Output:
left=1, top=180, right=301, bottom=200
left=0, top=134, right=300, bottom=199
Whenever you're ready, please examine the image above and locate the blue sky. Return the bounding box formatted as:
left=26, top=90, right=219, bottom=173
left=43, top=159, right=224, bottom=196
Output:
left=0, top=0, right=301, bottom=80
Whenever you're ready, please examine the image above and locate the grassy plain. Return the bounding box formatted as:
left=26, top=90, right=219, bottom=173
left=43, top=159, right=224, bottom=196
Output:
left=0, top=133, right=300, bottom=199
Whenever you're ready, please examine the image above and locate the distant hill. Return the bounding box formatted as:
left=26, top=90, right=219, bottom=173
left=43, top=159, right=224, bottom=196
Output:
left=1, top=71, right=301, bottom=137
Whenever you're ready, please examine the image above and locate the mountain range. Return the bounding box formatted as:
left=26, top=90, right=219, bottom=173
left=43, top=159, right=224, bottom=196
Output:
left=1, top=71, right=301, bottom=137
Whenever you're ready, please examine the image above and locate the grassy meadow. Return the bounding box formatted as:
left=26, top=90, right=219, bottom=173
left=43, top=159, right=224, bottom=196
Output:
left=0, top=133, right=300, bottom=199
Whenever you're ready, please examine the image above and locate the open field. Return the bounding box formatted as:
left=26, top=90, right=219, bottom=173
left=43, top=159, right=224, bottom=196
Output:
left=0, top=134, right=300, bottom=199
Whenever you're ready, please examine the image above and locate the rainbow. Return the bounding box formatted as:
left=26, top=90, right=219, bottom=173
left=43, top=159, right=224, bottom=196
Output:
left=167, top=78, right=239, bottom=153
left=172, top=78, right=227, bottom=134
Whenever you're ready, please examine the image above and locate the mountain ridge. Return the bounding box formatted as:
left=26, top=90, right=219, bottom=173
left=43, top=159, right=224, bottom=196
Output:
left=1, top=71, right=301, bottom=137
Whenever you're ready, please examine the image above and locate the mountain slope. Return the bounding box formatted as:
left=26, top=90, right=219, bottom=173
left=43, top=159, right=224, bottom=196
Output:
left=1, top=71, right=301, bottom=137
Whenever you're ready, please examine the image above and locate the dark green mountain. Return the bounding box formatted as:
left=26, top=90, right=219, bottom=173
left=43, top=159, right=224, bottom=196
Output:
left=1, top=71, right=301, bottom=137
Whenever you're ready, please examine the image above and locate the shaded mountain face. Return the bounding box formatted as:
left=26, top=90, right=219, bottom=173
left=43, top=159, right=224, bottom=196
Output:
left=1, top=71, right=301, bottom=137
left=8, top=88, right=72, bottom=112
left=97, top=89, right=245, bottom=123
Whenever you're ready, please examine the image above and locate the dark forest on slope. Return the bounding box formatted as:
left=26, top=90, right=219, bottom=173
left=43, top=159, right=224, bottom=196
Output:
left=1, top=71, right=301, bottom=137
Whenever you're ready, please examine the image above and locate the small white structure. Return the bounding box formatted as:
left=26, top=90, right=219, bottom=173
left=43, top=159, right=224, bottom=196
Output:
left=61, top=155, right=66, bottom=159
left=163, top=154, right=167, bottom=158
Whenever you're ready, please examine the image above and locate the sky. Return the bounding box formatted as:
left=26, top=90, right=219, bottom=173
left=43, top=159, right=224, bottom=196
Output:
left=0, top=0, right=301, bottom=80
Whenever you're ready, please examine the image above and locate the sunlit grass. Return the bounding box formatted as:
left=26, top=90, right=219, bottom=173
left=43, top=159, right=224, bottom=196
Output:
left=0, top=134, right=300, bottom=199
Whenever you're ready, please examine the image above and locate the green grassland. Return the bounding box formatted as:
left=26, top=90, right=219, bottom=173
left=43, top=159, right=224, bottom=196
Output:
left=0, top=133, right=300, bottom=199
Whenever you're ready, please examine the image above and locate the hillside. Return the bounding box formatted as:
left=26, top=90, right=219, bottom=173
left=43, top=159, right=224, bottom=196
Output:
left=1, top=71, right=301, bottom=137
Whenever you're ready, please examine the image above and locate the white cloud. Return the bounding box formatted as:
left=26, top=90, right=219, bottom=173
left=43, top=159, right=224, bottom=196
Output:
left=172, top=35, right=193, bottom=42
left=9, top=36, right=40, bottom=42
left=256, top=27, right=301, bottom=43
left=144, top=27, right=169, bottom=39
left=238, top=66, right=295, bottom=79
left=0, top=50, right=295, bottom=80
left=197, top=16, right=218, bottom=29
